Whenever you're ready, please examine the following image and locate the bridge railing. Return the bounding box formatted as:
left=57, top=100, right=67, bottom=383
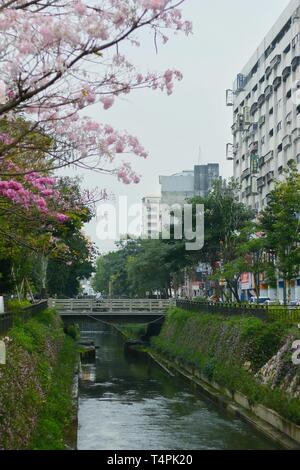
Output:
left=49, top=298, right=175, bottom=313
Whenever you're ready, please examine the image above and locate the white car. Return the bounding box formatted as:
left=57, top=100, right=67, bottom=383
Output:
left=249, top=297, right=270, bottom=305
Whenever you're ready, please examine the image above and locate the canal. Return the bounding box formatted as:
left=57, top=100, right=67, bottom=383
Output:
left=77, top=325, right=278, bottom=450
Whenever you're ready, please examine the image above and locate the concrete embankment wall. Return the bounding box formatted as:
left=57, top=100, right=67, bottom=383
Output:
left=0, top=309, right=78, bottom=450
left=150, top=307, right=300, bottom=449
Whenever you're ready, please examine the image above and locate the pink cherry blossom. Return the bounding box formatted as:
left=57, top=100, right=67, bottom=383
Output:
left=0, top=0, right=191, bottom=219
left=100, top=96, right=115, bottom=110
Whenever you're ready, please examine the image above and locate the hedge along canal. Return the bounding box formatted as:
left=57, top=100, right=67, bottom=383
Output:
left=149, top=307, right=300, bottom=449
left=0, top=307, right=79, bottom=450
left=77, top=322, right=280, bottom=450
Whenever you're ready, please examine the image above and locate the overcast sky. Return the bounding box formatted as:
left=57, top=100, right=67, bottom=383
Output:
left=75, top=0, right=290, bottom=252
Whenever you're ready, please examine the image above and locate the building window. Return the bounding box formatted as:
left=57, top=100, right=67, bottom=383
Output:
left=286, top=89, right=292, bottom=99
left=277, top=143, right=282, bottom=153
left=269, top=129, right=274, bottom=138
left=297, top=154, right=300, bottom=164
left=284, top=44, right=291, bottom=55
left=277, top=121, right=282, bottom=132
left=261, top=136, right=265, bottom=145
left=269, top=107, right=274, bottom=115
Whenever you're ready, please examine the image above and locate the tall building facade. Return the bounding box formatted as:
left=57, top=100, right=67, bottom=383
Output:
left=194, top=164, right=220, bottom=197
left=227, top=0, right=300, bottom=212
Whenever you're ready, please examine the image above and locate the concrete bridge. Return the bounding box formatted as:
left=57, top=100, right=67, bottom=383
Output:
left=48, top=298, right=175, bottom=323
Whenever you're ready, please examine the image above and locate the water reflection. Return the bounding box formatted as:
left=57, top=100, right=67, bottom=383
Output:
left=78, top=326, right=278, bottom=450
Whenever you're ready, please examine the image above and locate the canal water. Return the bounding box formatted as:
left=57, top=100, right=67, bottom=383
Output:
left=77, top=326, right=278, bottom=450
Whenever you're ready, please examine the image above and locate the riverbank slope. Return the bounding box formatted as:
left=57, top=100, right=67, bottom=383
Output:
left=150, top=307, right=300, bottom=447
left=0, top=309, right=78, bottom=450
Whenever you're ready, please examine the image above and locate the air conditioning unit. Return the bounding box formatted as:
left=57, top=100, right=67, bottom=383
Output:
left=226, top=89, right=234, bottom=106
left=226, top=143, right=234, bottom=160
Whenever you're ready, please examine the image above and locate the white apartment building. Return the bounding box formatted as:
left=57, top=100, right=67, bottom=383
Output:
left=227, top=0, right=300, bottom=212
left=142, top=196, right=161, bottom=238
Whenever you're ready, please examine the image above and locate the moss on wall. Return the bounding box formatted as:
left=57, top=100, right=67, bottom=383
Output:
left=152, top=307, right=300, bottom=424
left=0, top=309, right=77, bottom=449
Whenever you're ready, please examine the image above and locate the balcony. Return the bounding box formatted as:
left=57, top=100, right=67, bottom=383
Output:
left=264, top=150, right=274, bottom=163
left=258, top=156, right=265, bottom=168
left=270, top=54, right=281, bottom=69
left=265, top=66, right=272, bottom=79
left=273, top=76, right=282, bottom=91
left=292, top=56, right=300, bottom=71
left=282, top=134, right=292, bottom=149
left=245, top=186, right=252, bottom=197
left=282, top=66, right=291, bottom=82
left=258, top=94, right=265, bottom=108
left=250, top=102, right=258, bottom=115
left=248, top=122, right=258, bottom=135
left=292, top=127, right=300, bottom=142
left=286, top=112, right=292, bottom=125
left=242, top=133, right=249, bottom=143
left=242, top=168, right=251, bottom=180
left=257, top=176, right=266, bottom=190
left=264, top=85, right=273, bottom=99
left=259, top=115, right=266, bottom=127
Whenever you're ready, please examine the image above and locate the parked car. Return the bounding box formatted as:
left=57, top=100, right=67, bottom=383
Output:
left=249, top=296, right=270, bottom=305
left=263, top=299, right=279, bottom=306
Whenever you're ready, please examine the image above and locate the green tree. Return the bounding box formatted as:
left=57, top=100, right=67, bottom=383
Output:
left=259, top=163, right=300, bottom=304
left=189, top=179, right=254, bottom=301
left=93, top=239, right=142, bottom=297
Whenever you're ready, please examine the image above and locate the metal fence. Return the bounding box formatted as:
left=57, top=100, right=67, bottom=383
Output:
left=0, top=301, right=48, bottom=336
left=176, top=300, right=300, bottom=322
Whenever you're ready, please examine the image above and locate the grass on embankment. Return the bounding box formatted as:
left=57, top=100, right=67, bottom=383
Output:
left=151, top=307, right=300, bottom=425
left=29, top=335, right=77, bottom=450
left=0, top=309, right=78, bottom=450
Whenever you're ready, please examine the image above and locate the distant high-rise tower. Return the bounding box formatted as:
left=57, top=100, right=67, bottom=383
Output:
left=194, top=164, right=220, bottom=197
